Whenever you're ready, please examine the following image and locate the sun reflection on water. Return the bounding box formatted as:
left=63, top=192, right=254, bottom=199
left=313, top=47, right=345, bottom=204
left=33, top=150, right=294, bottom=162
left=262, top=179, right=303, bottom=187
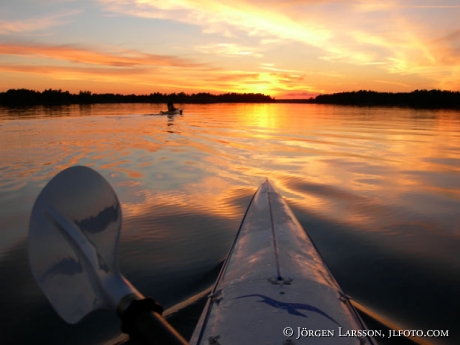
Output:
left=0, top=103, right=459, bottom=345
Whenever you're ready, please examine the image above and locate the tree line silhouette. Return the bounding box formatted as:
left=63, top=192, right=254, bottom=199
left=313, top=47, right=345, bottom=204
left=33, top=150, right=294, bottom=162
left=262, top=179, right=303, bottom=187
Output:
left=0, top=89, right=274, bottom=106
left=311, top=89, right=460, bottom=109
left=1, top=88, right=459, bottom=109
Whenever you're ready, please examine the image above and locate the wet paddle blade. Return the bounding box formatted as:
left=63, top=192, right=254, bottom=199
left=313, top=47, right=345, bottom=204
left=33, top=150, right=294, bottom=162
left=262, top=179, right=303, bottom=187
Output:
left=28, top=166, right=134, bottom=324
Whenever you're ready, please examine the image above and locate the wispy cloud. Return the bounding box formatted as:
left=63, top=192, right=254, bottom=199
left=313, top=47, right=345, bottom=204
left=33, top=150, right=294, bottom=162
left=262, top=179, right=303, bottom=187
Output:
left=97, top=0, right=332, bottom=47
left=374, top=80, right=412, bottom=88
left=435, top=29, right=460, bottom=44
left=200, top=69, right=314, bottom=95
left=0, top=62, right=218, bottom=93
left=353, top=1, right=460, bottom=12
left=196, top=43, right=263, bottom=58
left=0, top=64, right=149, bottom=79
left=352, top=1, right=399, bottom=12
left=0, top=42, right=203, bottom=68
left=0, top=10, right=80, bottom=34
left=408, top=5, right=460, bottom=9
left=259, top=63, right=302, bottom=73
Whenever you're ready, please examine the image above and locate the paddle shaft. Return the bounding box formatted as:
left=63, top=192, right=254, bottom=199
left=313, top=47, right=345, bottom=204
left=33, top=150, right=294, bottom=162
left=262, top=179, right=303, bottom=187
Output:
left=349, top=299, right=433, bottom=345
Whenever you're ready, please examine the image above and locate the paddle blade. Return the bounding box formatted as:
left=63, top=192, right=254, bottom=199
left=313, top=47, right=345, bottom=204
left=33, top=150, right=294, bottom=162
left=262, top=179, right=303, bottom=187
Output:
left=28, top=166, right=123, bottom=324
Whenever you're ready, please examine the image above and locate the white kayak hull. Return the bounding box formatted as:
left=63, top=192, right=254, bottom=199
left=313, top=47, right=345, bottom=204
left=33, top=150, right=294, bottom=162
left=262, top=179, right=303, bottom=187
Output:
left=160, top=109, right=183, bottom=115
left=190, top=179, right=376, bottom=345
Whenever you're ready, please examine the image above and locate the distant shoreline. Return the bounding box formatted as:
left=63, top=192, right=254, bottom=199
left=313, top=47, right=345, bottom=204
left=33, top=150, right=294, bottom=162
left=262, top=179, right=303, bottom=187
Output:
left=1, top=88, right=459, bottom=109
left=282, top=90, right=460, bottom=109
left=0, top=89, right=274, bottom=106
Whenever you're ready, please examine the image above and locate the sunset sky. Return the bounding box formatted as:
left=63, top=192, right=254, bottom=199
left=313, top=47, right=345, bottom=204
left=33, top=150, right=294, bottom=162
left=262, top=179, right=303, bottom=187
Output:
left=1, top=0, right=459, bottom=98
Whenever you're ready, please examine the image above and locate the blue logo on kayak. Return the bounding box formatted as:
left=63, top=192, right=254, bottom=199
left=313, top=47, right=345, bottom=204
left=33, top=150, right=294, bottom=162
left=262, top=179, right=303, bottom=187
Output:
left=236, top=294, right=340, bottom=326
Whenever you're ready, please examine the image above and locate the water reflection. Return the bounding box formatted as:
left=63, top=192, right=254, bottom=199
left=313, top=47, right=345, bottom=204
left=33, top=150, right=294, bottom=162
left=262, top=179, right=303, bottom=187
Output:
left=0, top=104, right=459, bottom=345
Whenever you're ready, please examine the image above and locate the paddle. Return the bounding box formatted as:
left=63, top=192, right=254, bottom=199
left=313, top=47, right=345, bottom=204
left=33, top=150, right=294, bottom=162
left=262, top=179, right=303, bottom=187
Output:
left=28, top=166, right=188, bottom=345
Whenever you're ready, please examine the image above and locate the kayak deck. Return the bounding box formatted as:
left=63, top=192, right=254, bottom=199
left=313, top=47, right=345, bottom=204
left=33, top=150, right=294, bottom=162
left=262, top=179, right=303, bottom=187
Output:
left=190, top=179, right=376, bottom=345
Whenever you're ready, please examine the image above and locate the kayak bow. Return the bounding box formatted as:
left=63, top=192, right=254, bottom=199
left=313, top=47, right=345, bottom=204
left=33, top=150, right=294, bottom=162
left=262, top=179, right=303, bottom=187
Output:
left=190, top=179, right=376, bottom=345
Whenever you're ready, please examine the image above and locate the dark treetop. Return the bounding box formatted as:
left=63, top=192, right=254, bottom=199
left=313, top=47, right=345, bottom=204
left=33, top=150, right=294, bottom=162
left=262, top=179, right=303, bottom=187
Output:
left=308, top=89, right=460, bottom=109
left=0, top=89, right=274, bottom=106
left=1, top=88, right=459, bottom=109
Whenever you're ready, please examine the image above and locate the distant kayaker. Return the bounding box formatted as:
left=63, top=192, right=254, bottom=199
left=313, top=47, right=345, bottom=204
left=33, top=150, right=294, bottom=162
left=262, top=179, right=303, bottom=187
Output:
left=167, top=102, right=177, bottom=112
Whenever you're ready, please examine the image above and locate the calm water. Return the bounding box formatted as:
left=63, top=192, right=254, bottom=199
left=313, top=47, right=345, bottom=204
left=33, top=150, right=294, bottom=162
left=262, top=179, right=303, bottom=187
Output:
left=0, top=103, right=459, bottom=345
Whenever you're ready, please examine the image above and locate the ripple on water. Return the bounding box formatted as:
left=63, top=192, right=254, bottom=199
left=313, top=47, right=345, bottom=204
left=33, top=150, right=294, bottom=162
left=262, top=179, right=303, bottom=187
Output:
left=1, top=104, right=460, bottom=345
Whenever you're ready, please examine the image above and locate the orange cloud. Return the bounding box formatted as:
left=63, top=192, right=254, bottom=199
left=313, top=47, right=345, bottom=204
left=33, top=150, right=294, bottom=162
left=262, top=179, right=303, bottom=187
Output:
left=0, top=62, right=300, bottom=95
left=0, top=43, right=203, bottom=68
left=0, top=64, right=149, bottom=78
